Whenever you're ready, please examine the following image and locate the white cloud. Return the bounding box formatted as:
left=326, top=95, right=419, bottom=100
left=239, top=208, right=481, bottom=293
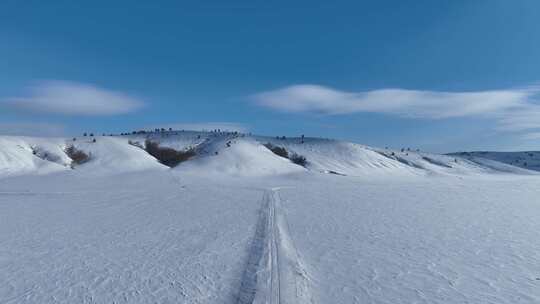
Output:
left=3, top=80, right=143, bottom=116
left=253, top=84, right=540, bottom=134
left=253, top=84, right=535, bottom=118
left=147, top=122, right=248, bottom=133
left=496, top=105, right=540, bottom=131
left=0, top=122, right=66, bottom=137
left=521, top=132, right=540, bottom=140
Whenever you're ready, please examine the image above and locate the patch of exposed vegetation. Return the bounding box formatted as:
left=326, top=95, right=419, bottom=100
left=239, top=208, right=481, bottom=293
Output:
left=289, top=152, right=307, bottom=167
left=264, top=142, right=308, bottom=167
left=65, top=145, right=90, bottom=168
left=128, top=140, right=144, bottom=149
left=264, top=143, right=288, bottom=158
left=145, top=140, right=196, bottom=167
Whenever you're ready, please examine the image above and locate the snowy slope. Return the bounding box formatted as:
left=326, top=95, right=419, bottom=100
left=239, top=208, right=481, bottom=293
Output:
left=367, top=147, right=535, bottom=175
left=1, top=132, right=538, bottom=178
left=254, top=135, right=537, bottom=177
left=450, top=151, right=540, bottom=172
left=68, top=136, right=167, bottom=175
left=177, top=137, right=305, bottom=177
left=255, top=136, right=420, bottom=177
left=0, top=136, right=70, bottom=177
left=0, top=135, right=168, bottom=178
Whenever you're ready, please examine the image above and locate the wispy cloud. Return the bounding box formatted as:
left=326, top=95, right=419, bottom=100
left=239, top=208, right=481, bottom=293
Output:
left=2, top=80, right=143, bottom=116
left=521, top=132, right=540, bottom=140
left=253, top=84, right=540, bottom=132
left=0, top=122, right=66, bottom=137
left=253, top=84, right=536, bottom=118
left=496, top=105, right=540, bottom=131
left=148, top=122, right=248, bottom=133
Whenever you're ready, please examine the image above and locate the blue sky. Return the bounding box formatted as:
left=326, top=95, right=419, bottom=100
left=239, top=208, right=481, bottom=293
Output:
left=1, top=0, right=540, bottom=152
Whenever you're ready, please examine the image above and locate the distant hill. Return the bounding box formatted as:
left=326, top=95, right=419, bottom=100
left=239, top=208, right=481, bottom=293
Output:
left=1, top=131, right=538, bottom=178
left=448, top=151, right=540, bottom=172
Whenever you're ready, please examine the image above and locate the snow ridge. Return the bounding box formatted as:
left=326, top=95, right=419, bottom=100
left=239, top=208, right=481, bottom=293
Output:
left=1, top=132, right=538, bottom=178
left=237, top=188, right=312, bottom=304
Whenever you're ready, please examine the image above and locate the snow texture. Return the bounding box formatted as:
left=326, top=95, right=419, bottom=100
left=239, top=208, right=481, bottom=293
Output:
left=1, top=132, right=539, bottom=303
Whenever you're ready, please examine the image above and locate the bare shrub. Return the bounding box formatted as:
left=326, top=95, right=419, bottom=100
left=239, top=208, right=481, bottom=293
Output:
left=128, top=140, right=144, bottom=149
left=65, top=145, right=90, bottom=168
left=264, top=143, right=307, bottom=167
left=145, top=140, right=195, bottom=167
left=264, top=143, right=288, bottom=158
left=290, top=152, right=307, bottom=167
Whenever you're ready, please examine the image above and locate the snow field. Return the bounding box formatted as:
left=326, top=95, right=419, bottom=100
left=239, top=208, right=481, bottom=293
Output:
left=1, top=132, right=540, bottom=303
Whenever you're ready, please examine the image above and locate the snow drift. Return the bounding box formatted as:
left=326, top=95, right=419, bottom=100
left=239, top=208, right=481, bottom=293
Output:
left=0, top=136, right=70, bottom=177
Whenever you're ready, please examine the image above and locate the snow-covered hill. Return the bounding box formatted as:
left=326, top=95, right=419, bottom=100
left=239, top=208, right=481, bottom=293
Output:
left=2, top=130, right=540, bottom=303
left=0, top=136, right=70, bottom=177
left=254, top=135, right=536, bottom=176
left=0, top=131, right=537, bottom=178
left=65, top=136, right=167, bottom=175
left=449, top=151, right=540, bottom=172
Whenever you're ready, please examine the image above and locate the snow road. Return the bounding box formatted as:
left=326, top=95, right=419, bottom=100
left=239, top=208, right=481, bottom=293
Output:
left=237, top=188, right=312, bottom=304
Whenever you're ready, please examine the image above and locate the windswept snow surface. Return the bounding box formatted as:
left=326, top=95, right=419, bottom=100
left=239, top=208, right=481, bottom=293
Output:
left=254, top=136, right=535, bottom=176
left=0, top=136, right=70, bottom=176
left=1, top=133, right=540, bottom=303
left=450, top=151, right=540, bottom=172
left=67, top=136, right=167, bottom=175
left=177, top=139, right=305, bottom=177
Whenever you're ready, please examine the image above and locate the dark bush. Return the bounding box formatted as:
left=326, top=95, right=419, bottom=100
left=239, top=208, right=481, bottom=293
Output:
left=264, top=143, right=307, bottom=167
left=264, top=143, right=288, bottom=158
left=290, top=152, right=307, bottom=167
left=65, top=145, right=90, bottom=167
left=128, top=140, right=144, bottom=149
left=145, top=140, right=195, bottom=167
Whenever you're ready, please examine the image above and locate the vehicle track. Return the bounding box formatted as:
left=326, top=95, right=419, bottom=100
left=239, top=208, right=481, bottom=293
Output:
left=237, top=188, right=312, bottom=304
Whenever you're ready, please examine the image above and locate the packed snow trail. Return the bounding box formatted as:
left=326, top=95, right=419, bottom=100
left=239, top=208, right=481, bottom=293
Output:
left=238, top=188, right=312, bottom=304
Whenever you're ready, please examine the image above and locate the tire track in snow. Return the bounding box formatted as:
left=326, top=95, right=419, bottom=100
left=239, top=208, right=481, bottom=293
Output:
left=237, top=188, right=313, bottom=304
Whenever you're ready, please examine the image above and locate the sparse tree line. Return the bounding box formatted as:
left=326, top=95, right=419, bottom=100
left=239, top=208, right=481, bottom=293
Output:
left=274, top=134, right=306, bottom=144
